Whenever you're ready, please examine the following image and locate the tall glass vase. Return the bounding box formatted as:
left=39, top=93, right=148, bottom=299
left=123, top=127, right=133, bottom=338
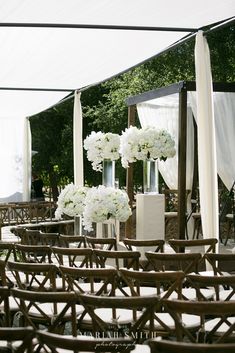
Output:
left=143, top=159, right=159, bottom=194
left=74, top=215, right=82, bottom=235
left=102, top=159, right=115, bottom=187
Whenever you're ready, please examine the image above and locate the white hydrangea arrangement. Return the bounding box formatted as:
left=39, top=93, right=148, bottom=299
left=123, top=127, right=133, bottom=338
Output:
left=55, top=183, right=88, bottom=219
left=84, top=131, right=120, bottom=171
left=119, top=126, right=176, bottom=168
left=82, top=185, right=132, bottom=231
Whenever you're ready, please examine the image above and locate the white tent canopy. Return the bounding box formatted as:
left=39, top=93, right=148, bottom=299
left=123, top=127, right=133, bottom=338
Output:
left=0, top=0, right=234, bottom=201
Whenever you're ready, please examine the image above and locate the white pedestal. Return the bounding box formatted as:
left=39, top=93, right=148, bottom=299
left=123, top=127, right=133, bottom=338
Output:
left=136, top=194, right=165, bottom=240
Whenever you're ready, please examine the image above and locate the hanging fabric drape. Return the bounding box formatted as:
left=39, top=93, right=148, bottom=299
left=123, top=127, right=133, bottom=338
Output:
left=194, top=31, right=219, bottom=244
left=137, top=96, right=194, bottom=191
left=73, top=91, right=84, bottom=186
left=22, top=118, right=32, bottom=201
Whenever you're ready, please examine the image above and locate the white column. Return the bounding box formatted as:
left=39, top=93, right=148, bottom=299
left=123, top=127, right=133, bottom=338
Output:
left=22, top=117, right=32, bottom=201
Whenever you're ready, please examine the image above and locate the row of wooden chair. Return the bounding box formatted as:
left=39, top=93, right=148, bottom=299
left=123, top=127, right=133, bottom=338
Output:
left=3, top=327, right=235, bottom=353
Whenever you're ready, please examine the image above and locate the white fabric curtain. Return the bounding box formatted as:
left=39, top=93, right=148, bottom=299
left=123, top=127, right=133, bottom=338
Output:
left=194, top=31, right=219, bottom=243
left=73, top=91, right=84, bottom=186
left=0, top=116, right=25, bottom=202
left=22, top=118, right=32, bottom=201
left=137, top=95, right=194, bottom=191
left=189, top=92, right=235, bottom=192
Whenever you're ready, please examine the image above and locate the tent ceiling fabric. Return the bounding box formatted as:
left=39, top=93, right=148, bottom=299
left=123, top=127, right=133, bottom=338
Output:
left=0, top=0, right=234, bottom=118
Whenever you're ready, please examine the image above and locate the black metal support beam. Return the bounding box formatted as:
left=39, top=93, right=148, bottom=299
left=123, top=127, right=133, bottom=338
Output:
left=0, top=22, right=197, bottom=32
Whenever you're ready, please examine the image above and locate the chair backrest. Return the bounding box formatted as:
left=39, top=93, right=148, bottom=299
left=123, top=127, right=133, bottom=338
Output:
left=163, top=299, right=235, bottom=343
left=86, top=236, right=117, bottom=250
left=37, top=330, right=135, bottom=353
left=205, top=253, right=235, bottom=275
left=15, top=244, right=53, bottom=263
left=123, top=238, right=164, bottom=252
left=145, top=251, right=202, bottom=274
left=59, top=235, right=87, bottom=248
left=122, top=239, right=165, bottom=270
left=7, top=261, right=59, bottom=291
left=21, top=229, right=41, bottom=245
left=186, top=273, right=235, bottom=301
left=93, top=249, right=140, bottom=270
left=39, top=231, right=60, bottom=246
left=77, top=293, right=160, bottom=341
left=0, top=286, right=10, bottom=326
left=149, top=339, right=235, bottom=353
left=11, top=288, right=78, bottom=335
left=59, top=265, right=119, bottom=295
left=168, top=238, right=218, bottom=253
left=119, top=268, right=185, bottom=298
left=0, top=327, right=35, bottom=353
left=52, top=246, right=93, bottom=267
left=0, top=242, right=17, bottom=264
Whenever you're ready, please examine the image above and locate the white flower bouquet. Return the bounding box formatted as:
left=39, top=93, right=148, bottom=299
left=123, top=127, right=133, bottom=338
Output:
left=119, top=126, right=176, bottom=168
left=84, top=131, right=120, bottom=171
left=83, top=185, right=132, bottom=231
left=55, top=183, right=88, bottom=219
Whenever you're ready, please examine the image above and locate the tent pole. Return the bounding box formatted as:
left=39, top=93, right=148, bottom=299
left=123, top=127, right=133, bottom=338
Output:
left=125, top=105, right=136, bottom=239
left=178, top=89, right=187, bottom=240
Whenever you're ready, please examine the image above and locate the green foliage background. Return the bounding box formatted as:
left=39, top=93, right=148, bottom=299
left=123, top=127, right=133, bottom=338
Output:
left=30, top=26, right=234, bottom=200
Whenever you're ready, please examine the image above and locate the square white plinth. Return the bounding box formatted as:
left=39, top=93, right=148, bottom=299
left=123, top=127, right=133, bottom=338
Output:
left=136, top=193, right=165, bottom=240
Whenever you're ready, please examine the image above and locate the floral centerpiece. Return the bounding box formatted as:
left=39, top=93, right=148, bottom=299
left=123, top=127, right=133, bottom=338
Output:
left=55, top=183, right=88, bottom=219
left=119, top=126, right=176, bottom=168
left=82, top=185, right=132, bottom=231
left=84, top=131, right=120, bottom=171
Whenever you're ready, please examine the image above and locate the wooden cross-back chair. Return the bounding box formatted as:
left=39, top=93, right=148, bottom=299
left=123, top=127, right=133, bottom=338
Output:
left=145, top=251, right=202, bottom=274
left=93, top=249, right=140, bottom=270
left=0, top=243, right=17, bottom=264
left=204, top=253, right=235, bottom=275
left=86, top=236, right=117, bottom=250
left=15, top=244, right=53, bottom=264
left=59, top=266, right=119, bottom=296
left=163, top=299, right=235, bottom=343
left=0, top=286, right=10, bottom=327
left=186, top=273, right=235, bottom=301
left=11, top=288, right=78, bottom=335
left=123, top=239, right=164, bottom=270
left=149, top=339, right=235, bottom=353
left=0, top=327, right=35, bottom=353
left=168, top=238, right=218, bottom=271
left=77, top=293, right=161, bottom=342
left=36, top=330, right=135, bottom=353
left=51, top=247, right=93, bottom=268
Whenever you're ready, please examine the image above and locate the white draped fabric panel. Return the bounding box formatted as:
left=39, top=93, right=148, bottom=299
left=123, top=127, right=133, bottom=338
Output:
left=194, top=31, right=219, bottom=243
left=22, top=118, right=32, bottom=201
left=137, top=96, right=194, bottom=190
left=189, top=92, right=235, bottom=192
left=0, top=116, right=25, bottom=202
left=73, top=92, right=84, bottom=187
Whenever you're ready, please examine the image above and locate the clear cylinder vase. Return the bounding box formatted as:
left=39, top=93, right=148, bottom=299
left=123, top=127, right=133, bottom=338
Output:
left=74, top=215, right=82, bottom=235
left=143, top=159, right=159, bottom=194
left=102, top=159, right=115, bottom=187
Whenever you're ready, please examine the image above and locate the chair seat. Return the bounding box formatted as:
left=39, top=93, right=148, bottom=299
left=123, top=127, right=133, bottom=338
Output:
left=81, top=308, right=142, bottom=325
left=160, top=288, right=214, bottom=300
left=28, top=302, right=83, bottom=318
left=76, top=282, right=112, bottom=294
left=145, top=312, right=200, bottom=331
left=115, top=286, right=158, bottom=296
